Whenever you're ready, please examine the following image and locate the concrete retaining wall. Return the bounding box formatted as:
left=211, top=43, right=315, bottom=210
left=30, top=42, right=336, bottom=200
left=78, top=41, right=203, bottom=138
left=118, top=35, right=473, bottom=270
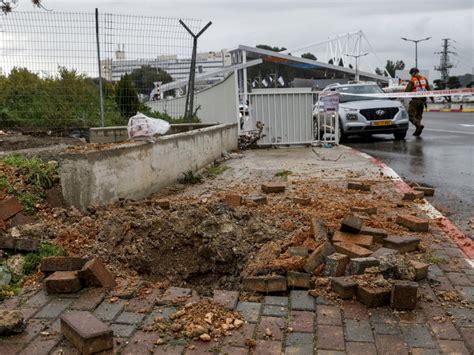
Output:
left=89, top=123, right=218, bottom=144
left=60, top=123, right=238, bottom=210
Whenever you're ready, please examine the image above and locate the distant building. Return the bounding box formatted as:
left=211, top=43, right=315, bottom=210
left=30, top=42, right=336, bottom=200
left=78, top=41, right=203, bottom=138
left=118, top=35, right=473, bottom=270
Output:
left=100, top=49, right=232, bottom=85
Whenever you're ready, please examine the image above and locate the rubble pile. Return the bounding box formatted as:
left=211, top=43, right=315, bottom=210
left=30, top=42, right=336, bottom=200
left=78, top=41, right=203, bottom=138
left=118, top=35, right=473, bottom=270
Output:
left=144, top=299, right=244, bottom=342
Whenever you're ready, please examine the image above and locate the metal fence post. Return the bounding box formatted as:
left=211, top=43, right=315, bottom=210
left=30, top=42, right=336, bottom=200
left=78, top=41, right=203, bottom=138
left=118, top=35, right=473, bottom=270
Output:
left=95, top=8, right=105, bottom=127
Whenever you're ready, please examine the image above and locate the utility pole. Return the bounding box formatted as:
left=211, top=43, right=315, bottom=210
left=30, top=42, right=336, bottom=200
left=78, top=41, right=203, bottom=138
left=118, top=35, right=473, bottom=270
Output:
left=345, top=52, right=368, bottom=82
left=435, top=38, right=455, bottom=89
left=179, top=20, right=212, bottom=122
left=401, top=37, right=431, bottom=68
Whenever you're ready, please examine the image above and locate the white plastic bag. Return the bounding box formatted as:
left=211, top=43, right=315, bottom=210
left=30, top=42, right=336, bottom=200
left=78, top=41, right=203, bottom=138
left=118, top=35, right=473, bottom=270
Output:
left=127, top=112, right=171, bottom=139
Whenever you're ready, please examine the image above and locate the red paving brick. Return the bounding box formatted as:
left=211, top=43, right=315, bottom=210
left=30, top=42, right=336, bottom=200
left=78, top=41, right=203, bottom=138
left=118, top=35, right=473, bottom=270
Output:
left=438, top=340, right=470, bottom=355
left=121, top=331, right=157, bottom=354
left=223, top=322, right=256, bottom=348
left=346, top=342, right=377, bottom=355
left=254, top=340, right=282, bottom=355
left=428, top=320, right=462, bottom=340
left=125, top=289, right=160, bottom=313
left=256, top=316, right=285, bottom=341
left=18, top=336, right=60, bottom=355
left=316, top=325, right=345, bottom=351
left=289, top=311, right=314, bottom=333
left=460, top=328, right=474, bottom=352
left=316, top=305, right=342, bottom=326
left=342, top=300, right=369, bottom=320
left=375, top=334, right=409, bottom=355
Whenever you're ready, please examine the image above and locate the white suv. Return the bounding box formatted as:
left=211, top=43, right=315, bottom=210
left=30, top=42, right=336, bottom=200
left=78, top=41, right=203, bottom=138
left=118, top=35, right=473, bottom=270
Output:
left=315, top=82, right=409, bottom=141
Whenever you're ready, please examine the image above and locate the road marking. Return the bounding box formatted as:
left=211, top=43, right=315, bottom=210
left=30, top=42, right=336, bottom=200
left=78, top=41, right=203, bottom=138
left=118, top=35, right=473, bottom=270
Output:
left=460, top=124, right=474, bottom=127
left=424, top=128, right=474, bottom=135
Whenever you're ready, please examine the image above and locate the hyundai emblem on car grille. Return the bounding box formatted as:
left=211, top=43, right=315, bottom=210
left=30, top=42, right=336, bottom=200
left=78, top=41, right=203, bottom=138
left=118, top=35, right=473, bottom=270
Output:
left=375, top=110, right=385, bottom=115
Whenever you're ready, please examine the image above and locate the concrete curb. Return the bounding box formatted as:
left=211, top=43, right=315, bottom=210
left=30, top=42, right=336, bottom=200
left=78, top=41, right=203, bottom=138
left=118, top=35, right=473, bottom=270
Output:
left=427, top=109, right=474, bottom=113
left=341, top=145, right=474, bottom=266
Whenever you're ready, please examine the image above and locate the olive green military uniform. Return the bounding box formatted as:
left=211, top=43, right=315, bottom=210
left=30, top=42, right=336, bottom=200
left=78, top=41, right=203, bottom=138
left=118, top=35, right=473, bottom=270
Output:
left=405, top=77, right=431, bottom=127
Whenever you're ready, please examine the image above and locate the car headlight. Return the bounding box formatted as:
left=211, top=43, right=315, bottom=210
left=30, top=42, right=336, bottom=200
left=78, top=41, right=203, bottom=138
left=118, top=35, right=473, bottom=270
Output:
left=343, top=108, right=358, bottom=121
left=399, top=107, right=408, bottom=118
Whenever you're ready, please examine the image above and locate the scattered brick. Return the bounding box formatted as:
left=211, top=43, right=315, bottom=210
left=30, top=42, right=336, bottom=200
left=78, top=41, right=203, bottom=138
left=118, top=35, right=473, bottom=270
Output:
left=304, top=242, right=334, bottom=273
left=287, top=271, right=311, bottom=289
left=242, top=276, right=287, bottom=293
left=261, top=183, right=286, bottom=193
left=156, top=199, right=170, bottom=209
left=60, top=311, right=113, bottom=354
left=403, top=191, right=424, bottom=201
left=391, top=281, right=418, bottom=310
left=357, top=285, right=391, bottom=307
left=324, top=253, right=349, bottom=277
left=45, top=271, right=82, bottom=294
left=0, top=236, right=38, bottom=252
left=225, top=194, right=242, bottom=208
left=213, top=290, right=239, bottom=310
left=347, top=182, right=370, bottom=192
left=410, top=260, right=429, bottom=281
left=371, top=247, right=398, bottom=259
left=332, top=231, right=373, bottom=248
left=360, top=227, right=388, bottom=243
left=246, top=195, right=268, bottom=205
left=0, top=196, right=22, bottom=221
left=413, top=186, right=435, bottom=196
left=396, top=214, right=429, bottom=232
left=333, top=242, right=372, bottom=258
left=310, top=218, right=327, bottom=239
left=383, top=236, right=420, bottom=253
left=347, top=257, right=380, bottom=275
left=78, top=258, right=116, bottom=289
left=288, top=246, right=309, bottom=257
left=40, top=256, right=87, bottom=273
left=331, top=277, right=357, bottom=299
left=340, top=215, right=363, bottom=234
left=351, top=206, right=377, bottom=215
left=293, top=196, right=311, bottom=206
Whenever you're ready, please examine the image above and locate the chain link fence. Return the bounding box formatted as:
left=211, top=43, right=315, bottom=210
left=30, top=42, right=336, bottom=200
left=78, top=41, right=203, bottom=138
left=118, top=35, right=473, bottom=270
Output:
left=0, top=11, right=207, bottom=130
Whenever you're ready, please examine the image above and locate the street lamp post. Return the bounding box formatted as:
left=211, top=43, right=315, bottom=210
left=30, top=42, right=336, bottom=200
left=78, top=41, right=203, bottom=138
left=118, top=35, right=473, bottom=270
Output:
left=345, top=52, right=368, bottom=82
left=401, top=37, right=431, bottom=68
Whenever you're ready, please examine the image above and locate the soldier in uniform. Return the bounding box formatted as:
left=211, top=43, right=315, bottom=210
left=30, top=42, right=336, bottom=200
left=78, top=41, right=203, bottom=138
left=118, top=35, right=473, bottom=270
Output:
left=405, top=68, right=434, bottom=136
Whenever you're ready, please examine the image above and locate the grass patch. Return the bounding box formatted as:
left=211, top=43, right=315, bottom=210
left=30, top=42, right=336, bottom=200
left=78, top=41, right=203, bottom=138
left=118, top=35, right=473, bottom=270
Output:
left=424, top=253, right=448, bottom=265
left=0, top=284, right=22, bottom=301
left=22, top=242, right=66, bottom=275
left=179, top=171, right=203, bottom=185
left=275, top=170, right=293, bottom=178
left=2, top=154, right=57, bottom=190
left=206, top=164, right=229, bottom=176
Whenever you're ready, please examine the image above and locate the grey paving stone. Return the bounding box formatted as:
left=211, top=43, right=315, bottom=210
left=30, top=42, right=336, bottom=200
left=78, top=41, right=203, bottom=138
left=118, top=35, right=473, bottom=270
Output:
left=372, top=322, right=400, bottom=335
left=446, top=307, right=474, bottom=328
left=93, top=299, right=126, bottom=322
left=428, top=265, right=444, bottom=278
left=143, top=306, right=177, bottom=326
left=290, top=290, right=315, bottom=311
left=34, top=298, right=74, bottom=319
left=286, top=343, right=315, bottom=354
left=116, top=311, right=146, bottom=324
left=236, top=302, right=261, bottom=323
left=315, top=297, right=336, bottom=305
left=286, top=332, right=314, bottom=346
left=24, top=289, right=53, bottom=308
left=344, top=319, right=374, bottom=342
left=264, top=296, right=288, bottom=306
left=455, top=286, right=474, bottom=302
left=316, top=351, right=347, bottom=355
left=262, top=305, right=288, bottom=317
left=400, top=324, right=436, bottom=348
left=111, top=323, right=136, bottom=338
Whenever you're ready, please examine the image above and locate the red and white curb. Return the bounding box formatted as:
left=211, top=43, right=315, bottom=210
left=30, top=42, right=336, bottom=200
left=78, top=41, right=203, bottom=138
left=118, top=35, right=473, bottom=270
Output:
left=342, top=145, right=474, bottom=267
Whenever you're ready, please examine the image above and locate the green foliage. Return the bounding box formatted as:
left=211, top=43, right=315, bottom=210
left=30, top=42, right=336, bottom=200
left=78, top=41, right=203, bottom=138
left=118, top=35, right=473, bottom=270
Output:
left=275, top=170, right=292, bottom=177
left=256, top=44, right=287, bottom=52
left=0, top=284, right=21, bottom=301
left=2, top=154, right=57, bottom=190
left=139, top=104, right=201, bottom=124
left=206, top=164, right=229, bottom=176
left=179, top=170, right=203, bottom=185
left=115, top=74, right=140, bottom=119
left=301, top=53, right=317, bottom=61
left=130, top=65, right=173, bottom=96
left=0, top=67, right=123, bottom=128
left=0, top=175, right=14, bottom=194
left=375, top=60, right=405, bottom=77
left=22, top=242, right=66, bottom=275
left=433, top=79, right=446, bottom=90
left=18, top=192, right=42, bottom=214
left=447, top=76, right=461, bottom=89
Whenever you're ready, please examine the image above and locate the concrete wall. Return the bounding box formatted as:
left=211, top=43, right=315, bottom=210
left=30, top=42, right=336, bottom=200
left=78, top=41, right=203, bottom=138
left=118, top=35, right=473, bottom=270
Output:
left=147, top=72, right=239, bottom=125
left=60, top=123, right=238, bottom=210
left=90, top=123, right=218, bottom=144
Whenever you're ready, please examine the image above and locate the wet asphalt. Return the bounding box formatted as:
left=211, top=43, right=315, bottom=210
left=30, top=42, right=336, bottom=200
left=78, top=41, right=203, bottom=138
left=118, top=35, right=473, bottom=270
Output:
left=345, top=112, right=474, bottom=238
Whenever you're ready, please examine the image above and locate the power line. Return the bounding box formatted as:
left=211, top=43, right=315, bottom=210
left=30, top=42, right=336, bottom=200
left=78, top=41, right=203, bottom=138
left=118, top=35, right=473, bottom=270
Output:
left=434, top=38, right=455, bottom=87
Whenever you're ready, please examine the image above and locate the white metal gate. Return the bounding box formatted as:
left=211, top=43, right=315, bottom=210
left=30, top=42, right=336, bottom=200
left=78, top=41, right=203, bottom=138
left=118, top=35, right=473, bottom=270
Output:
left=242, top=88, right=338, bottom=146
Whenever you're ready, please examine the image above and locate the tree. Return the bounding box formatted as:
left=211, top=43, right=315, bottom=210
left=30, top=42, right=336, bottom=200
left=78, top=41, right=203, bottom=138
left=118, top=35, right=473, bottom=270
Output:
left=467, top=81, right=474, bottom=88
left=256, top=44, right=287, bottom=52
left=433, top=79, right=446, bottom=90
left=375, top=60, right=405, bottom=77
left=115, top=74, right=139, bottom=119
left=129, top=65, right=172, bottom=96
left=447, top=76, right=461, bottom=89
left=1, top=0, right=44, bottom=14
left=301, top=52, right=317, bottom=61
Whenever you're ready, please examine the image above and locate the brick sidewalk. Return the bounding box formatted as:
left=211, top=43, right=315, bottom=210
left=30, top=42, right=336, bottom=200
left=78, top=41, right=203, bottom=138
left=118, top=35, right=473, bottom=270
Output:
left=1, top=258, right=473, bottom=355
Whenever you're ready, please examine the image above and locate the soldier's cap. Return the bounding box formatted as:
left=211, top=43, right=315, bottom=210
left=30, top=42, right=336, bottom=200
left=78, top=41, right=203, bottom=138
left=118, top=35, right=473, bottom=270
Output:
left=409, top=67, right=420, bottom=75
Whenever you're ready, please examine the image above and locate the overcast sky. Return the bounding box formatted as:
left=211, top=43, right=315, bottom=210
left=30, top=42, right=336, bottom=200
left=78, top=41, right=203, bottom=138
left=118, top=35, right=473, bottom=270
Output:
left=13, top=0, right=474, bottom=79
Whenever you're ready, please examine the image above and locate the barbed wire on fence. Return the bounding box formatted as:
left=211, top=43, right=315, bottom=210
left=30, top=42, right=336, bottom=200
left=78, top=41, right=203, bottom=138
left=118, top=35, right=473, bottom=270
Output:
left=0, top=11, right=217, bottom=130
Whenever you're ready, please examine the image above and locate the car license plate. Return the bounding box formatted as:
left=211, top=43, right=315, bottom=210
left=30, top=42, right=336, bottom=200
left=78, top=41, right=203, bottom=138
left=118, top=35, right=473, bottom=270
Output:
left=373, top=120, right=392, bottom=126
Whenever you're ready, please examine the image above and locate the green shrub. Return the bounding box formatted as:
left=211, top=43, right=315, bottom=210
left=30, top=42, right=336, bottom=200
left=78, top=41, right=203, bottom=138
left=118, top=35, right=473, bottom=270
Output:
left=22, top=242, right=66, bottom=275
left=2, top=155, right=57, bottom=190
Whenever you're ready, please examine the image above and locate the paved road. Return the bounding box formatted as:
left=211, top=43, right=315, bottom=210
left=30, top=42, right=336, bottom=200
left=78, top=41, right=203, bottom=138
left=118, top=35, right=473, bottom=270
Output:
left=346, top=112, right=474, bottom=237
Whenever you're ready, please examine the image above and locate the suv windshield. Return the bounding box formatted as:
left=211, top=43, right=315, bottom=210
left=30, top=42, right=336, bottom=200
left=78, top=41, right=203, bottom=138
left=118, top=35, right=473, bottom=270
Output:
left=335, top=85, right=384, bottom=103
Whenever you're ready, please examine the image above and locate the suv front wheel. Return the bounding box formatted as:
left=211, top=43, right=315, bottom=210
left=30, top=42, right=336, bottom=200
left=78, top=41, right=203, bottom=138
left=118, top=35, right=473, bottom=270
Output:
left=393, top=130, right=407, bottom=140
left=338, top=123, right=347, bottom=143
